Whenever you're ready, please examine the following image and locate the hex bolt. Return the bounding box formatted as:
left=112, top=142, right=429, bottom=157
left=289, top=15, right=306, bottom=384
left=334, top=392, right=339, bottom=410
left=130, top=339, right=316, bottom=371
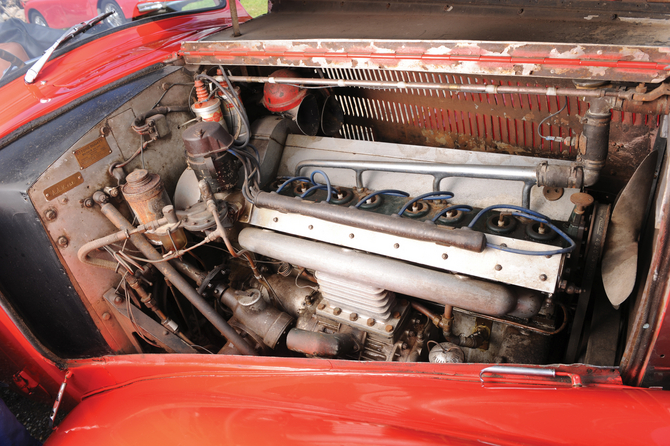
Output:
left=317, top=303, right=326, bottom=310
left=57, top=236, right=68, bottom=248
left=367, top=318, right=376, bottom=326
left=393, top=243, right=400, bottom=249
left=349, top=313, right=359, bottom=321
left=104, top=186, right=119, bottom=198
left=44, top=209, right=57, bottom=221
left=308, top=225, right=313, bottom=230
left=495, top=264, right=502, bottom=271
left=114, top=295, right=124, bottom=305
left=385, top=324, right=394, bottom=333
left=349, top=233, right=355, bottom=239
left=273, top=217, right=278, bottom=222
left=392, top=311, right=401, bottom=319
left=442, top=253, right=448, bottom=260
left=84, top=198, right=94, bottom=208
left=539, top=274, right=548, bottom=281
left=333, top=307, right=342, bottom=315
left=101, top=312, right=111, bottom=321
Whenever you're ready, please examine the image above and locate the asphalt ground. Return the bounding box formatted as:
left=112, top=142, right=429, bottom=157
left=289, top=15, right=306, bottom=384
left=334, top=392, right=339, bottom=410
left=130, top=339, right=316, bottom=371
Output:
left=0, top=386, right=69, bottom=444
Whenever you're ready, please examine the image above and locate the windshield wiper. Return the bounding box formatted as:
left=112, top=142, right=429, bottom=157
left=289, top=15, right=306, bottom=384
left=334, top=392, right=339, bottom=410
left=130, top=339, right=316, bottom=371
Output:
left=25, top=11, right=113, bottom=84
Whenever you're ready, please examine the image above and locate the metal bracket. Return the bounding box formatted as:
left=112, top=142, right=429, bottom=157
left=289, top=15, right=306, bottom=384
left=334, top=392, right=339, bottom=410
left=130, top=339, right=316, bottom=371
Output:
left=102, top=288, right=196, bottom=353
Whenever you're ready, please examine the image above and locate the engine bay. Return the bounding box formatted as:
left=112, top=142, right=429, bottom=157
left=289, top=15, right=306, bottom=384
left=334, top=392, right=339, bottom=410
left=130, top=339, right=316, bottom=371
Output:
left=24, top=59, right=666, bottom=369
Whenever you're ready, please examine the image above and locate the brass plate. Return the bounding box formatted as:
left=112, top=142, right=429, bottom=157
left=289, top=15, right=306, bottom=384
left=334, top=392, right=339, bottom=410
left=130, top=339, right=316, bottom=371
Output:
left=73, top=137, right=112, bottom=169
left=43, top=173, right=84, bottom=201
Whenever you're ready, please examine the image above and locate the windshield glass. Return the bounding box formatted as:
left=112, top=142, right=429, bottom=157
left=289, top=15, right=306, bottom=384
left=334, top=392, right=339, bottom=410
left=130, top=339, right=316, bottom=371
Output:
left=0, top=0, right=263, bottom=81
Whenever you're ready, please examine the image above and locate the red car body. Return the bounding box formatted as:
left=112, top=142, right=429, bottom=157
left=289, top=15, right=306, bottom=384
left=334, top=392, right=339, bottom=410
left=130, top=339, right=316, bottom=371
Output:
left=1, top=1, right=670, bottom=445
left=21, top=0, right=142, bottom=28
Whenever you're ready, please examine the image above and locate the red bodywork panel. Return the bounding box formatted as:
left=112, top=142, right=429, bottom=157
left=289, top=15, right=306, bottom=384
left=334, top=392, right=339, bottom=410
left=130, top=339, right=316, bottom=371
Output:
left=46, top=356, right=670, bottom=446
left=0, top=2, right=250, bottom=142
left=4, top=298, right=670, bottom=445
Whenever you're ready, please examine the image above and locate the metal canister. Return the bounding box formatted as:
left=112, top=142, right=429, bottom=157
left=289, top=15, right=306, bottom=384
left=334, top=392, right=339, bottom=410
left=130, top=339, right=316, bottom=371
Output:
left=121, top=169, right=186, bottom=250
left=181, top=121, right=238, bottom=193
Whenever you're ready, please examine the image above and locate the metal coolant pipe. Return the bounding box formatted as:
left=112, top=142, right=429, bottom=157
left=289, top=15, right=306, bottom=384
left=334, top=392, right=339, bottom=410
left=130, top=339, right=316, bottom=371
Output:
left=239, top=228, right=542, bottom=318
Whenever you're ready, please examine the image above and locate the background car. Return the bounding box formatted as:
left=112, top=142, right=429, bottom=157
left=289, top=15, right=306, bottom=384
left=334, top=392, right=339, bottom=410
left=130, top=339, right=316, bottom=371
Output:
left=19, top=0, right=219, bottom=28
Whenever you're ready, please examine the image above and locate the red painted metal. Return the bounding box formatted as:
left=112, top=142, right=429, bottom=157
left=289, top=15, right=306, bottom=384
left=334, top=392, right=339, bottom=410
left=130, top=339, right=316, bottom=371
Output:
left=0, top=303, right=65, bottom=404
left=180, top=39, right=670, bottom=83
left=262, top=69, right=308, bottom=112
left=0, top=2, right=251, bottom=142
left=38, top=354, right=670, bottom=446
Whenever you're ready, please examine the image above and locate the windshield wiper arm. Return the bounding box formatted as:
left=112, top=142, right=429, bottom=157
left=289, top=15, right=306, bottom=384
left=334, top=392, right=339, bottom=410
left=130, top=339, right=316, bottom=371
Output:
left=25, top=11, right=113, bottom=84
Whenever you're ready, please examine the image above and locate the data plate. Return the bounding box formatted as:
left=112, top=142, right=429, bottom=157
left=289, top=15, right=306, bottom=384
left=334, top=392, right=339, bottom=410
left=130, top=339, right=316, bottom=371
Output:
left=43, top=172, right=84, bottom=201
left=249, top=207, right=562, bottom=293
left=73, top=137, right=112, bottom=169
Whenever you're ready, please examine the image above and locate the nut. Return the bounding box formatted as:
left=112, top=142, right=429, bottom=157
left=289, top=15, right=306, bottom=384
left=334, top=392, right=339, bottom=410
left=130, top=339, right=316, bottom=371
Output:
left=392, top=311, right=401, bottom=319
left=495, top=264, right=502, bottom=271
left=349, top=233, right=355, bottom=239
left=114, top=295, right=124, bottom=305
left=367, top=318, right=376, bottom=326
left=308, top=225, right=313, bottom=230
left=539, top=274, right=548, bottom=281
left=104, top=186, right=119, bottom=198
left=385, top=324, right=394, bottom=333
left=273, top=217, right=278, bottom=222
left=84, top=198, right=94, bottom=208
left=44, top=209, right=57, bottom=221
left=393, top=243, right=400, bottom=249
left=333, top=307, right=342, bottom=316
left=101, top=312, right=111, bottom=321
left=57, top=236, right=68, bottom=248
left=317, top=303, right=326, bottom=310
left=349, top=313, right=358, bottom=321
left=441, top=253, right=448, bottom=260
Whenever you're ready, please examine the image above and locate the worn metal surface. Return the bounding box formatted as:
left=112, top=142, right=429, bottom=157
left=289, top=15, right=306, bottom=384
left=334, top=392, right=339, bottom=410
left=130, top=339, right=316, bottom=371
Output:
left=99, top=203, right=256, bottom=356
left=564, top=202, right=611, bottom=363
left=254, top=191, right=487, bottom=253
left=102, top=289, right=196, bottom=354
left=249, top=206, right=562, bottom=293
left=27, top=69, right=194, bottom=354
left=280, top=134, right=579, bottom=220
left=184, top=19, right=670, bottom=82
left=286, top=328, right=357, bottom=357
left=602, top=150, right=659, bottom=307
left=239, top=228, right=545, bottom=318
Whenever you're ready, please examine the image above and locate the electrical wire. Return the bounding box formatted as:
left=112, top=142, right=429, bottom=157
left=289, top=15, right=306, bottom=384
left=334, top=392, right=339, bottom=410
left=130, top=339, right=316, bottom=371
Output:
left=397, top=191, right=454, bottom=216
left=307, top=170, right=332, bottom=203
left=276, top=176, right=312, bottom=193
left=431, top=205, right=473, bottom=222
left=538, top=100, right=568, bottom=142
left=468, top=204, right=576, bottom=256
left=354, top=189, right=409, bottom=208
